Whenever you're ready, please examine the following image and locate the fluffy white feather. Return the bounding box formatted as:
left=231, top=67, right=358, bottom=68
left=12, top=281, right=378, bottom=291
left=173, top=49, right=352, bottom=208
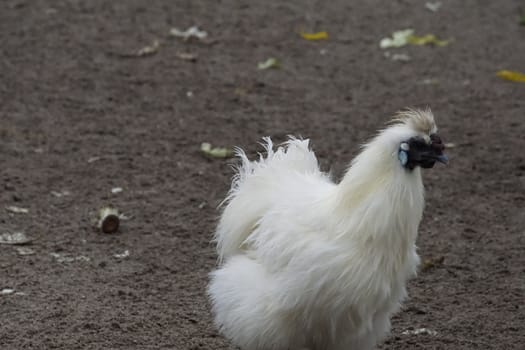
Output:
left=208, top=109, right=443, bottom=350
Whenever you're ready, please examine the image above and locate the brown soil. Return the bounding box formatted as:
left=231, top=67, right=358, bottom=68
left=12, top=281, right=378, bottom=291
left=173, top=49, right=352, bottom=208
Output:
left=1, top=1, right=524, bottom=349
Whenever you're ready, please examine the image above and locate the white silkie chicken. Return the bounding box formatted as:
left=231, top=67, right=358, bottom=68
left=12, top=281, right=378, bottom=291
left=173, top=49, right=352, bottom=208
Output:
left=208, top=109, right=448, bottom=350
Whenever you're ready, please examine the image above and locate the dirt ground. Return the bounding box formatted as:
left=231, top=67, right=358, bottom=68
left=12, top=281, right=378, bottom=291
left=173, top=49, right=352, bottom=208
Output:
left=1, top=0, right=524, bottom=349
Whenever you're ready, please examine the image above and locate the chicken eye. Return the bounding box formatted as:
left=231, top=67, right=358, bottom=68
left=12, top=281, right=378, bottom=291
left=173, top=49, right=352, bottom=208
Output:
left=398, top=149, right=408, bottom=166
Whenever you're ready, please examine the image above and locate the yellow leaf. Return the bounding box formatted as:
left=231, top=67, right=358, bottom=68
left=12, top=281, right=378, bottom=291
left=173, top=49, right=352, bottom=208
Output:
left=408, top=34, right=449, bottom=46
left=496, top=70, right=525, bottom=83
left=300, top=31, right=329, bottom=41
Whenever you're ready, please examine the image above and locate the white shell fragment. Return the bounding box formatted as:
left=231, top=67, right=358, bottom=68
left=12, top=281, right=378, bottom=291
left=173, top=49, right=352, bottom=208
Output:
left=402, top=328, right=438, bottom=336
left=0, top=232, right=33, bottom=245
left=170, top=26, right=208, bottom=41
left=51, top=190, right=71, bottom=198
left=384, top=52, right=411, bottom=62
left=5, top=206, right=29, bottom=214
left=111, top=187, right=123, bottom=194
left=50, top=252, right=91, bottom=263
left=87, top=156, right=101, bottom=163
left=380, top=29, right=414, bottom=49
left=1, top=288, right=15, bottom=295
left=16, top=247, right=36, bottom=256
left=136, top=39, right=160, bottom=57
left=114, top=250, right=130, bottom=259
left=425, top=2, right=442, bottom=12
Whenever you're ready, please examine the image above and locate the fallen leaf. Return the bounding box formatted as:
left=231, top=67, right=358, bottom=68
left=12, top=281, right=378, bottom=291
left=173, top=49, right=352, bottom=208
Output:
left=0, top=232, right=32, bottom=245
left=5, top=206, right=29, bottom=214
left=257, top=58, right=280, bottom=70
left=300, top=31, right=329, bottom=41
left=380, top=29, right=450, bottom=48
left=170, top=26, right=208, bottom=41
left=200, top=143, right=234, bottom=159
left=234, top=87, right=249, bottom=96
left=496, top=70, right=525, bottom=83
left=421, top=256, right=445, bottom=272
left=425, top=2, right=442, bottom=12
left=408, top=34, right=450, bottom=46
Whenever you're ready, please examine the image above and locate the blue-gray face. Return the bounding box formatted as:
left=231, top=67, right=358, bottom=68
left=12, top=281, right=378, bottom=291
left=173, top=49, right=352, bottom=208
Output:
left=398, top=134, right=448, bottom=170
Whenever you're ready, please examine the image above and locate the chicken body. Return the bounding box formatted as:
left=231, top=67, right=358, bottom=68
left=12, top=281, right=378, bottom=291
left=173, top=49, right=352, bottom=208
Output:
left=208, top=110, right=444, bottom=350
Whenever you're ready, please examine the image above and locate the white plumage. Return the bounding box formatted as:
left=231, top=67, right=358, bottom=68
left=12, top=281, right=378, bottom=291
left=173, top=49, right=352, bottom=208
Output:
left=208, top=109, right=446, bottom=350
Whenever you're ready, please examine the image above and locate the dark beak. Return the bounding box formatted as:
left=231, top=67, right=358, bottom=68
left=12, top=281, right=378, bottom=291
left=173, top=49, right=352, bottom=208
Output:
left=429, top=134, right=448, bottom=165
left=434, top=153, right=449, bottom=164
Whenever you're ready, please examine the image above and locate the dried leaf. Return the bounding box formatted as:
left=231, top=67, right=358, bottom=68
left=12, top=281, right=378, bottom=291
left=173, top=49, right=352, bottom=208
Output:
left=496, top=70, right=525, bottom=83
left=408, top=34, right=450, bottom=46
left=300, top=31, right=328, bottom=41
left=0, top=232, right=32, bottom=245
left=234, top=87, right=248, bottom=96
left=170, top=26, right=208, bottom=41
left=200, top=142, right=234, bottom=159
left=136, top=39, right=160, bottom=57
left=380, top=29, right=450, bottom=48
left=5, top=206, right=29, bottom=214
left=257, top=58, right=280, bottom=70
left=421, top=256, right=445, bottom=272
